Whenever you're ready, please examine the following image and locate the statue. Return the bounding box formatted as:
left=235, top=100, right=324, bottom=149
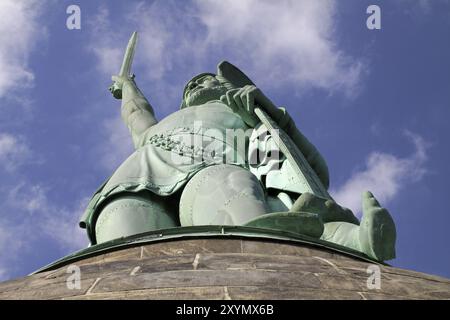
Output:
left=79, top=32, right=396, bottom=262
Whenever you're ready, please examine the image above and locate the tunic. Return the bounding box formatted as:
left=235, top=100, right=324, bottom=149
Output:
left=79, top=101, right=250, bottom=240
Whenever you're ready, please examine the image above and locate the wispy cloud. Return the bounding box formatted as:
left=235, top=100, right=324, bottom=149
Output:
left=41, top=196, right=90, bottom=252
left=405, top=0, right=446, bottom=11
left=87, top=6, right=123, bottom=77
left=331, top=131, right=429, bottom=216
left=0, top=220, right=27, bottom=281
left=6, top=183, right=89, bottom=251
left=0, top=133, right=33, bottom=172
left=7, top=183, right=48, bottom=214
left=0, top=182, right=89, bottom=280
left=397, top=0, right=450, bottom=18
left=0, top=0, right=46, bottom=98
left=98, top=116, right=134, bottom=171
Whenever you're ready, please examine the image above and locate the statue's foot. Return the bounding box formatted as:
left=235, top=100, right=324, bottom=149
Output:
left=321, top=191, right=397, bottom=261
left=359, top=191, right=396, bottom=261
left=243, top=211, right=324, bottom=238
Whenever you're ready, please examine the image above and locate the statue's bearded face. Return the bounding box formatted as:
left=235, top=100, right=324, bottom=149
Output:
left=184, top=75, right=228, bottom=108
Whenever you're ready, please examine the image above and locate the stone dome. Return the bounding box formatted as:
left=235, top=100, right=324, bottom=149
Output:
left=0, top=227, right=449, bottom=299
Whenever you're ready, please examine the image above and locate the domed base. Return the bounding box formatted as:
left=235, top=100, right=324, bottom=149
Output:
left=0, top=228, right=449, bottom=299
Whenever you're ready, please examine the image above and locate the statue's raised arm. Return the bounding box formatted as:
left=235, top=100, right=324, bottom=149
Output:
left=109, top=32, right=157, bottom=148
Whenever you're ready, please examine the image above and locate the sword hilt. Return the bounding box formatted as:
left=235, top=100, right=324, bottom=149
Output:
left=109, top=32, right=138, bottom=100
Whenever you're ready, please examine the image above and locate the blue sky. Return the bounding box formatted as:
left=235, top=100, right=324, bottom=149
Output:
left=0, top=0, right=449, bottom=281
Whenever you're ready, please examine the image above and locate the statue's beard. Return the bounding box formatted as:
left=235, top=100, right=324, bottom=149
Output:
left=185, top=85, right=228, bottom=107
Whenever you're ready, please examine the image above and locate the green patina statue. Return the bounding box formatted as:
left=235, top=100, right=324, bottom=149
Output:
left=80, top=32, right=396, bottom=262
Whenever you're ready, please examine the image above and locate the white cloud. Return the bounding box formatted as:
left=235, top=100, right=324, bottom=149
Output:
left=331, top=131, right=428, bottom=216
left=0, top=0, right=45, bottom=98
left=196, top=0, right=364, bottom=94
left=0, top=133, right=32, bottom=172
left=89, top=0, right=364, bottom=96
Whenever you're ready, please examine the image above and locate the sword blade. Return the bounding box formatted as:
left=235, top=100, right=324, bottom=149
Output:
left=119, top=31, right=138, bottom=77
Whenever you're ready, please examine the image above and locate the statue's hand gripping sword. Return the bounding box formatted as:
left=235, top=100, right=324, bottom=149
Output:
left=108, top=31, right=138, bottom=99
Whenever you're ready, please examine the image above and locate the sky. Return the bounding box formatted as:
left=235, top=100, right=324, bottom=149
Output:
left=0, top=0, right=449, bottom=281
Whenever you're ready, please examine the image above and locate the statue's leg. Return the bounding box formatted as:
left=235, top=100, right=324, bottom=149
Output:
left=95, top=190, right=179, bottom=243
left=179, top=164, right=269, bottom=226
